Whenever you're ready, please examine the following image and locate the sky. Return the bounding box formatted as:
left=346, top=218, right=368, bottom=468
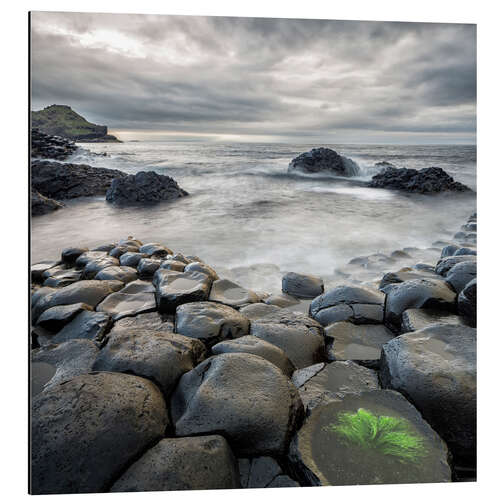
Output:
left=30, top=12, right=476, bottom=144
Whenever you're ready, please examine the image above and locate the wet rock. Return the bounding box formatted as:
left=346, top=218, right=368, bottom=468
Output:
left=289, top=390, right=451, bottom=486
left=93, top=328, right=205, bottom=397
left=239, top=303, right=282, bottom=320
left=263, top=293, right=300, bottom=308
left=160, top=259, right=186, bottom=272
left=454, top=247, right=477, bottom=256
left=175, top=301, right=249, bottom=346
left=171, top=353, right=304, bottom=455
left=184, top=261, right=219, bottom=280
left=95, top=265, right=138, bottom=283
left=31, top=261, right=59, bottom=283
left=43, top=269, right=82, bottom=288
left=435, top=254, right=476, bottom=276
left=61, top=247, right=88, bottom=265
left=445, top=260, right=476, bottom=294
left=31, top=286, right=55, bottom=309
left=112, top=311, right=175, bottom=335
left=390, top=250, right=412, bottom=259
left=209, top=279, right=260, bottom=308
left=81, top=256, right=119, bottom=279
left=267, top=475, right=300, bottom=487
left=250, top=310, right=325, bottom=369
left=139, top=242, right=173, bottom=258
left=288, top=148, right=360, bottom=176
left=118, top=236, right=143, bottom=248
left=106, top=171, right=189, bottom=205
left=111, top=436, right=240, bottom=492
left=282, top=272, right=324, bottom=299
left=156, top=271, right=212, bottom=313
left=380, top=324, right=476, bottom=465
left=75, top=250, right=108, bottom=268
left=36, top=303, right=93, bottom=332
left=137, top=257, right=161, bottom=278
left=93, top=243, right=117, bottom=252
left=458, top=278, right=477, bottom=327
left=239, top=456, right=296, bottom=488
left=119, top=251, right=146, bottom=268
left=212, top=336, right=295, bottom=376
left=31, top=187, right=64, bottom=215
left=441, top=245, right=460, bottom=258
left=50, top=310, right=111, bottom=343
left=379, top=268, right=443, bottom=291
left=291, top=363, right=325, bottom=388
left=31, top=129, right=78, bottom=160
left=401, top=308, right=465, bottom=333
left=310, top=286, right=385, bottom=326
left=31, top=372, right=168, bottom=494
left=108, top=245, right=135, bottom=258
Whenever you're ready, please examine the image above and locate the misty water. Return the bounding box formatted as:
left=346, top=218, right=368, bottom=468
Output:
left=31, top=142, right=476, bottom=294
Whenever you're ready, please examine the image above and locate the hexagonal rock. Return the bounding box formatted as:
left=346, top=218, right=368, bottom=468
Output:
left=95, top=265, right=138, bottom=283
left=50, top=310, right=111, bottom=343
left=309, top=286, right=385, bottom=327
left=379, top=268, right=444, bottom=291
left=74, top=250, right=108, bottom=268
left=184, top=261, right=219, bottom=280
left=156, top=271, right=212, bottom=313
left=112, top=311, right=174, bottom=335
left=239, top=303, right=282, bottom=320
left=293, top=360, right=380, bottom=413
left=171, top=353, right=304, bottom=456
left=324, top=322, right=394, bottom=361
left=43, top=269, right=82, bottom=288
left=380, top=324, right=476, bottom=465
left=250, top=310, right=325, bottom=369
left=175, top=301, right=249, bottom=346
left=384, top=278, right=456, bottom=332
left=139, top=243, right=173, bottom=258
left=36, top=302, right=93, bottom=332
left=282, top=272, right=324, bottom=299
left=93, top=328, right=206, bottom=397
left=288, top=390, right=451, bottom=486
left=111, top=435, right=239, bottom=492
left=445, top=260, right=476, bottom=294
left=31, top=260, right=59, bottom=283
left=137, top=257, right=161, bottom=278
left=401, top=308, right=465, bottom=333
left=435, top=255, right=476, bottom=276
left=31, top=372, right=169, bottom=494
left=160, top=259, right=186, bottom=272
left=109, top=245, right=138, bottom=258
left=61, top=247, right=88, bottom=265
left=82, top=256, right=120, bottom=279
left=209, top=279, right=260, bottom=308
left=31, top=339, right=100, bottom=393
left=239, top=456, right=298, bottom=488
left=458, top=278, right=476, bottom=327
left=119, top=251, right=146, bottom=268
left=212, top=336, right=295, bottom=376
left=96, top=279, right=156, bottom=320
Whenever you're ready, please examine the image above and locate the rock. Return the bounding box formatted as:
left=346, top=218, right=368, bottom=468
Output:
left=250, top=310, right=325, bottom=369
left=171, top=353, right=304, bottom=455
left=441, top=245, right=460, bottom=258
left=31, top=187, right=64, bottom=215
left=139, top=242, right=173, bottom=258
left=294, top=360, right=380, bottom=413
left=160, top=259, right=186, bottom=272
left=380, top=324, right=476, bottom=465
left=93, top=243, right=117, bottom=252
left=291, top=363, right=326, bottom=388
left=212, top=336, right=295, bottom=376
left=137, top=257, right=161, bottom=278
left=175, top=301, right=249, bottom=346
left=43, top=269, right=82, bottom=288
left=309, top=286, right=385, bottom=326
left=36, top=303, right=93, bottom=332
left=112, top=311, right=175, bottom=335
left=119, top=251, right=146, bottom=267
left=61, top=247, right=88, bottom=264
left=239, top=456, right=295, bottom=488
left=282, top=272, right=324, bottom=299
left=31, top=372, right=169, bottom=494
left=108, top=245, right=134, bottom=258
left=263, top=293, right=300, bottom=308
left=32, top=159, right=127, bottom=199
left=390, top=250, right=412, bottom=259
left=93, top=328, right=205, bottom=397
left=454, top=247, right=477, bottom=256
left=379, top=268, right=444, bottom=291
left=368, top=166, right=471, bottom=193
left=445, top=260, right=476, bottom=294
left=288, top=390, right=451, bottom=486
left=267, top=475, right=300, bottom=487
left=31, top=128, right=78, bottom=160
left=239, top=303, right=282, bottom=320
left=209, top=279, right=260, bottom=308
left=31, top=261, right=59, bottom=283
left=458, top=278, right=477, bottom=327
left=75, top=250, right=108, bottom=268
left=111, top=436, right=240, bottom=492
left=50, top=310, right=111, bottom=343
left=184, top=261, right=219, bottom=280
left=324, top=321, right=394, bottom=361
left=31, top=339, right=100, bottom=392
left=288, top=148, right=360, bottom=176
left=106, top=171, right=188, bottom=205
left=96, top=279, right=157, bottom=320
left=118, top=236, right=143, bottom=248
left=401, top=308, right=465, bottom=333
left=384, top=278, right=457, bottom=332
left=81, top=256, right=119, bottom=279
left=435, top=255, right=476, bottom=276
left=156, top=271, right=212, bottom=313
left=95, top=265, right=138, bottom=283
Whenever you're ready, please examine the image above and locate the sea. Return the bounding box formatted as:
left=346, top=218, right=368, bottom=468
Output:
left=31, top=142, right=476, bottom=295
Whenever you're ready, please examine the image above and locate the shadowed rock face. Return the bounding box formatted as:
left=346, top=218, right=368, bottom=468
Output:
left=31, top=187, right=64, bottom=216
left=31, top=128, right=78, bottom=160
left=288, top=148, right=360, bottom=176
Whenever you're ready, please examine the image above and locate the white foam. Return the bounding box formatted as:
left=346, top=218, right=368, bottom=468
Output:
left=306, top=185, right=395, bottom=200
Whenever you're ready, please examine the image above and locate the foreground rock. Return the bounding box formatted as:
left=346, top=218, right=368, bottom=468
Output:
left=111, top=436, right=240, bottom=492
left=380, top=324, right=476, bottom=466
left=171, top=353, right=304, bottom=455
left=31, top=188, right=64, bottom=216
left=368, top=166, right=471, bottom=193
left=282, top=272, right=324, bottom=299
left=49, top=310, right=111, bottom=344
left=289, top=390, right=451, bottom=486
left=106, top=170, right=188, bottom=205
left=458, top=278, right=477, bottom=327
left=288, top=148, right=360, bottom=176
left=31, top=372, right=168, bottom=494
left=401, top=308, right=465, bottom=333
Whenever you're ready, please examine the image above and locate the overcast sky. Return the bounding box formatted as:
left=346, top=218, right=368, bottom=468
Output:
left=30, top=12, right=476, bottom=143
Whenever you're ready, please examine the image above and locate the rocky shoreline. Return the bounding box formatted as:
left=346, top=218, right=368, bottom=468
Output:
left=30, top=212, right=477, bottom=493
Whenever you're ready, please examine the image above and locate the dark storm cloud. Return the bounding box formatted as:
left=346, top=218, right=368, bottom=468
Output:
left=30, top=12, right=476, bottom=142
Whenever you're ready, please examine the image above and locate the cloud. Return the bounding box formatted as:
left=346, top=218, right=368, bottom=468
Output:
left=30, top=12, right=476, bottom=143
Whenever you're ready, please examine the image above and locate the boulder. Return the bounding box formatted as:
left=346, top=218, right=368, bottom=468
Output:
left=288, top=390, right=451, bottom=486
left=184, top=261, right=218, bottom=280
left=119, top=251, right=146, bottom=267
left=112, top=311, right=175, bottom=335
left=264, top=293, right=300, bottom=308
left=81, top=256, right=119, bottom=279
left=36, top=302, right=92, bottom=332
left=175, top=301, right=249, bottom=346
left=137, top=257, right=161, bottom=278
left=93, top=243, right=117, bottom=252
left=454, top=247, right=476, bottom=256
left=239, top=456, right=297, bottom=488
left=31, top=187, right=64, bottom=215
left=106, top=171, right=188, bottom=205
left=95, top=265, right=138, bottom=283
left=209, top=279, right=260, bottom=308
left=401, top=308, right=465, bottom=333
left=50, top=310, right=111, bottom=343
left=435, top=255, right=476, bottom=276
left=139, top=242, right=173, bottom=258
left=458, top=278, right=477, bottom=327
left=31, top=129, right=78, bottom=160
left=31, top=372, right=168, bottom=494
left=282, top=272, right=324, bottom=299
left=212, top=336, right=295, bottom=376
left=171, top=353, right=304, bottom=456
left=111, top=436, right=240, bottom=492
left=75, top=250, right=108, bottom=268
left=239, top=303, right=282, bottom=320
left=380, top=324, right=476, bottom=465
left=31, top=261, right=59, bottom=283
left=288, top=148, right=360, bottom=176
left=43, top=269, right=82, bottom=288
left=160, top=259, right=186, bottom=272
left=441, top=245, right=460, bottom=258
left=445, top=260, right=476, bottom=294
left=61, top=247, right=88, bottom=264
left=379, top=268, right=444, bottom=291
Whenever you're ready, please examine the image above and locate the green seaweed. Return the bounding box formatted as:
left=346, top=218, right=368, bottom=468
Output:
left=322, top=408, right=427, bottom=464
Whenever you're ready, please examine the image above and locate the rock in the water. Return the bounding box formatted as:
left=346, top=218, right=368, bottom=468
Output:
left=384, top=278, right=456, bottom=332
left=288, top=390, right=451, bottom=486
left=92, top=327, right=205, bottom=397
left=31, top=128, right=78, bottom=160
left=61, top=247, right=88, bottom=264
left=50, top=310, right=111, bottom=343
left=175, top=301, right=249, bottom=346
left=106, top=170, right=188, bottom=205
left=119, top=251, right=146, bottom=268
left=43, top=269, right=82, bottom=288
left=95, top=265, right=138, bottom=283
left=184, top=261, right=219, bottom=280
left=445, top=260, right=476, bottom=294
left=31, top=261, right=59, bottom=283
left=160, top=259, right=186, bottom=272
left=288, top=148, right=360, bottom=176
left=139, top=242, right=173, bottom=258
left=36, top=303, right=92, bottom=332
left=458, top=278, right=477, bottom=327
left=310, top=285, right=385, bottom=326
left=171, top=353, right=304, bottom=455
left=251, top=310, right=325, bottom=369
left=368, top=166, right=471, bottom=193
left=282, top=272, right=324, bottom=299
left=212, top=336, right=295, bottom=376
left=264, top=293, right=300, bottom=308
left=31, top=372, right=168, bottom=494
left=75, top=250, right=108, bottom=268
left=137, top=257, right=161, bottom=278
left=441, top=245, right=460, bottom=258
left=111, top=436, right=240, bottom=492
left=380, top=324, right=476, bottom=465
left=81, top=256, right=119, bottom=279
left=209, top=279, right=260, bottom=308
left=401, top=308, right=465, bottom=333
left=31, top=187, right=64, bottom=215
left=435, top=254, right=476, bottom=276
left=379, top=268, right=444, bottom=291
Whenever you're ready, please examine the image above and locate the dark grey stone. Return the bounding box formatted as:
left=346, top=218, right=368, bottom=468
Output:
left=445, top=260, right=476, bottom=294
left=95, top=265, right=138, bottom=283
left=458, top=278, right=477, bottom=327
left=137, top=257, right=161, bottom=278
left=61, top=247, right=88, bottom=264
left=239, top=303, right=282, bottom=320
left=51, top=310, right=111, bottom=343
left=36, top=303, right=93, bottom=332
left=401, top=308, right=465, bottom=333
left=119, top=251, right=146, bottom=267
left=435, top=255, right=476, bottom=276
left=43, top=269, right=82, bottom=288
left=31, top=261, right=59, bottom=283
left=288, top=148, right=360, bottom=176
left=209, top=279, right=260, bottom=308
left=282, top=272, right=324, bottom=299
left=184, top=261, right=219, bottom=280
left=82, top=256, right=119, bottom=279
left=139, top=242, right=173, bottom=258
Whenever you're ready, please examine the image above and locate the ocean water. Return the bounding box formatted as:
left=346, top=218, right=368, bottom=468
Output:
left=31, top=142, right=476, bottom=294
